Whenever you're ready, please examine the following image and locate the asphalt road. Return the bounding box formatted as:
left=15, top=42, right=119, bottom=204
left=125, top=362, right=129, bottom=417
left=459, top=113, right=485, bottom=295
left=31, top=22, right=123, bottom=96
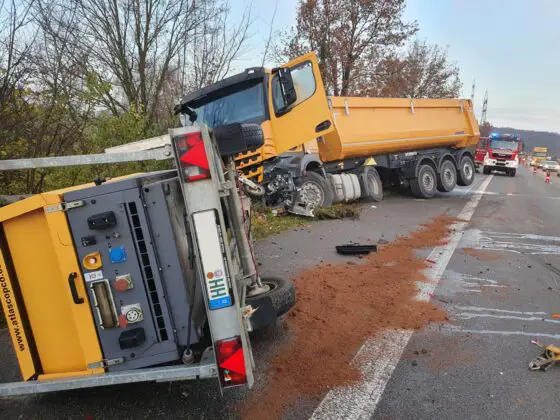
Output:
left=1, top=165, right=559, bottom=419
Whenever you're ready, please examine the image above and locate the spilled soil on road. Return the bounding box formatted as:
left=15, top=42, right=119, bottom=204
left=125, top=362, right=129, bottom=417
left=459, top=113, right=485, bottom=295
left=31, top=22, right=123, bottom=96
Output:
left=241, top=215, right=456, bottom=419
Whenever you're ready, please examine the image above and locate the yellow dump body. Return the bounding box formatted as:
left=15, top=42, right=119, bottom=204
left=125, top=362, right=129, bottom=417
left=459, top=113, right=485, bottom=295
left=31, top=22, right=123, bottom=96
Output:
left=318, top=97, right=480, bottom=162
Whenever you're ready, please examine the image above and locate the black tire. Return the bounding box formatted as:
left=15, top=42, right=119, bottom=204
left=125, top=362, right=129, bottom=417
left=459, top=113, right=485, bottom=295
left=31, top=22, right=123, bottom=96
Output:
left=410, top=164, right=437, bottom=198
left=359, top=166, right=383, bottom=202
left=510, top=169, right=516, bottom=177
left=457, top=155, right=475, bottom=186
left=296, top=171, right=333, bottom=208
left=482, top=166, right=490, bottom=175
left=437, top=160, right=457, bottom=192
left=246, top=277, right=296, bottom=329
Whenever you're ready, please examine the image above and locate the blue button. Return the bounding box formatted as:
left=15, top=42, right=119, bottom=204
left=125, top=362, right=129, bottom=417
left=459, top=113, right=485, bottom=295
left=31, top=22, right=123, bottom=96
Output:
left=109, top=246, right=127, bottom=264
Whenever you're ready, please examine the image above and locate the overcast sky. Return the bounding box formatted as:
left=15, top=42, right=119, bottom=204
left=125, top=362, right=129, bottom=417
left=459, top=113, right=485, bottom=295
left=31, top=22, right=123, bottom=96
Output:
left=234, top=0, right=560, bottom=133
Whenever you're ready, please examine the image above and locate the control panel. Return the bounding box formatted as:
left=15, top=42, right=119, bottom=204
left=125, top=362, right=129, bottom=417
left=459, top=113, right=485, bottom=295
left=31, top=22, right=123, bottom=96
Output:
left=64, top=177, right=180, bottom=371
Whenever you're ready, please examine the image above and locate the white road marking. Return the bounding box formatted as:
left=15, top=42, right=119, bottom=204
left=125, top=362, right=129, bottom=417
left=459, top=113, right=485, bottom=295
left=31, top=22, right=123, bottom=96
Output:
left=453, top=306, right=546, bottom=315
left=468, top=191, right=560, bottom=200
left=456, top=313, right=560, bottom=324
left=310, top=175, right=494, bottom=420
left=443, top=326, right=560, bottom=340
left=461, top=275, right=498, bottom=284
left=462, top=230, right=560, bottom=255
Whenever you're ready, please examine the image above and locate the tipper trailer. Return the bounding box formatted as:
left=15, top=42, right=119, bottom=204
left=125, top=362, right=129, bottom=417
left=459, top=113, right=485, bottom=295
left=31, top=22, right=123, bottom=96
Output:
left=0, top=124, right=295, bottom=395
left=171, top=52, right=480, bottom=215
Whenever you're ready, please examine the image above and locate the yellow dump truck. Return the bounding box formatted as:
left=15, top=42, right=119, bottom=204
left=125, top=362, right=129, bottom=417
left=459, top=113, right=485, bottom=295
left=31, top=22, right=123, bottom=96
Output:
left=176, top=52, right=480, bottom=214
left=530, top=147, right=549, bottom=167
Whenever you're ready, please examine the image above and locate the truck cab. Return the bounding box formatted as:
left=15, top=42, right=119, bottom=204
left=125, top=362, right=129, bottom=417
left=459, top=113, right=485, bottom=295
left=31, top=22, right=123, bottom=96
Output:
left=481, top=133, right=522, bottom=176
left=177, top=53, right=335, bottom=182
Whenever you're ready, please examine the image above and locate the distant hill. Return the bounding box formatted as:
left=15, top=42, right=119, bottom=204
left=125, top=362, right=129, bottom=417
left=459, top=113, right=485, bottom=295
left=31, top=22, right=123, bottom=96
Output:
left=493, top=127, right=560, bottom=157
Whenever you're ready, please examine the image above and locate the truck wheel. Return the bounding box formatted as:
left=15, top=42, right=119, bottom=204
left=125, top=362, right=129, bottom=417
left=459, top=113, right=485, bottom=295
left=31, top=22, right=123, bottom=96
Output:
left=457, top=155, right=475, bottom=186
left=359, top=166, right=383, bottom=202
left=246, top=277, right=296, bottom=329
left=510, top=169, right=516, bottom=177
left=437, top=160, right=457, bottom=192
left=410, top=164, right=437, bottom=198
left=296, top=172, right=333, bottom=208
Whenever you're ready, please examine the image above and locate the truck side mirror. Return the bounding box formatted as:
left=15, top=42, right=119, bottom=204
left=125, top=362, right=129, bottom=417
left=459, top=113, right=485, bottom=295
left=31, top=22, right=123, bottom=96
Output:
left=277, top=67, right=297, bottom=108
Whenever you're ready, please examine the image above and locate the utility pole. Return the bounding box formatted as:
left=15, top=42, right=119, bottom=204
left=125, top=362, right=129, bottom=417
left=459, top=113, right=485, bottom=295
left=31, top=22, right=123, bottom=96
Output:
left=470, top=79, right=476, bottom=105
left=480, top=89, right=488, bottom=125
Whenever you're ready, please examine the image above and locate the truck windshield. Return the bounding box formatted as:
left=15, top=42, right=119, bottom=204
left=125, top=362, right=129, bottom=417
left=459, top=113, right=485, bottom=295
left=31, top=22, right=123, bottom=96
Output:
left=490, top=140, right=518, bottom=150
left=534, top=152, right=548, bottom=157
left=194, top=83, right=266, bottom=128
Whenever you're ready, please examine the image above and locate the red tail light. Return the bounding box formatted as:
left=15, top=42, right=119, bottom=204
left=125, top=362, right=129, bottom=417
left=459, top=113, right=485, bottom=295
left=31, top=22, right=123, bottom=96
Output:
left=216, top=336, right=247, bottom=387
left=173, top=132, right=210, bottom=182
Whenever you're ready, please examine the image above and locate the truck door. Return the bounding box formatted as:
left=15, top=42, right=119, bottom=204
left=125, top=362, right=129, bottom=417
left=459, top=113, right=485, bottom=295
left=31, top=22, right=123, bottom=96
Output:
left=268, top=52, right=335, bottom=153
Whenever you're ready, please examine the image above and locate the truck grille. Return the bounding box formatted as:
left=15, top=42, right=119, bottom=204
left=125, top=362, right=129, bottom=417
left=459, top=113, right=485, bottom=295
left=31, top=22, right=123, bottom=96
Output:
left=126, top=202, right=168, bottom=341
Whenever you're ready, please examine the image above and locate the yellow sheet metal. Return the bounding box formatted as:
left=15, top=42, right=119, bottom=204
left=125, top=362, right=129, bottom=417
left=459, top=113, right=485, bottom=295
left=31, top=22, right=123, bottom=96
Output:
left=319, top=97, right=480, bottom=162
left=0, top=182, right=116, bottom=379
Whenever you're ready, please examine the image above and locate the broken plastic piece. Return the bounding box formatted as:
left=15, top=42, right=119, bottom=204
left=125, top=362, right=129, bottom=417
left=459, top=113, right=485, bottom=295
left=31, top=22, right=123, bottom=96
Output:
left=335, top=244, right=378, bottom=255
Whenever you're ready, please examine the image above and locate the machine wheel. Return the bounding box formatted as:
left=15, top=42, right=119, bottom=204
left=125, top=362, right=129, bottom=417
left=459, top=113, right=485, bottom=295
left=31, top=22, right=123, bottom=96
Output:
left=437, top=160, right=457, bottom=192
left=359, top=166, right=383, bottom=202
left=246, top=277, right=296, bottom=329
left=457, top=155, right=475, bottom=186
left=296, top=172, right=333, bottom=208
left=410, top=164, right=437, bottom=198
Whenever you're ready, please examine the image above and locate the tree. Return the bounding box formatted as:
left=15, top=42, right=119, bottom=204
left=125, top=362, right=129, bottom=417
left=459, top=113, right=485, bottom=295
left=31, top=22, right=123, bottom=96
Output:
left=277, top=0, right=418, bottom=96
left=479, top=121, right=493, bottom=137
left=179, top=0, right=252, bottom=93
left=374, top=40, right=461, bottom=98
left=34, top=0, right=253, bottom=128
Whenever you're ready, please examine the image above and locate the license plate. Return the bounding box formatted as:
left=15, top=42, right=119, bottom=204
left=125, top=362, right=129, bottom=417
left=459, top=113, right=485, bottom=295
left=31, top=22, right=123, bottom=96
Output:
left=192, top=210, right=232, bottom=310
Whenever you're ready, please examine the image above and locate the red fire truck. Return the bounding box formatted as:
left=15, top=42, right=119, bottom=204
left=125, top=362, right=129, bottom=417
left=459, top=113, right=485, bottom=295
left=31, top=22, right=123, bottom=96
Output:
left=479, top=133, right=522, bottom=177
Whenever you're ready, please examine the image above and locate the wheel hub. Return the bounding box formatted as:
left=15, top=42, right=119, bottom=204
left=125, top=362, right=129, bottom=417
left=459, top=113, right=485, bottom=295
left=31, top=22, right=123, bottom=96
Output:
left=443, top=168, right=454, bottom=184
left=422, top=172, right=434, bottom=190
left=300, top=181, right=324, bottom=207
left=463, top=162, right=473, bottom=180
left=247, top=282, right=271, bottom=297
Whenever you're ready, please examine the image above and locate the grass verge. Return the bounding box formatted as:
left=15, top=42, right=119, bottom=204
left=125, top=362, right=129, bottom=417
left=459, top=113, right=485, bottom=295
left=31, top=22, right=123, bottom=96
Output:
left=251, top=203, right=360, bottom=240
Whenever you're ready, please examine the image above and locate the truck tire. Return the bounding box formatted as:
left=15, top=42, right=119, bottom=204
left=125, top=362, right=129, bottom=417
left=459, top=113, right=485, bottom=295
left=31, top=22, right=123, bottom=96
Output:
left=437, top=160, right=457, bottom=192
left=246, top=277, right=296, bottom=329
left=410, top=164, right=437, bottom=198
left=510, top=169, right=516, bottom=177
left=457, top=155, right=475, bottom=186
left=296, top=172, right=333, bottom=208
left=482, top=166, right=490, bottom=175
left=359, top=166, right=383, bottom=202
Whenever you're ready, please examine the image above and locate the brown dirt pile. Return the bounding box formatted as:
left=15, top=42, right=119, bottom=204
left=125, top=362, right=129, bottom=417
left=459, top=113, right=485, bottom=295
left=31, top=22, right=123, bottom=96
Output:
left=462, top=247, right=502, bottom=261
left=241, top=215, right=456, bottom=419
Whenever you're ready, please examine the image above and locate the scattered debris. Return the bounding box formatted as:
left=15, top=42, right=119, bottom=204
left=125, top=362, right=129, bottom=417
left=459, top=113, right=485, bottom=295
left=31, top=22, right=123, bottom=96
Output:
left=335, top=244, right=378, bottom=255
left=529, top=339, right=560, bottom=371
